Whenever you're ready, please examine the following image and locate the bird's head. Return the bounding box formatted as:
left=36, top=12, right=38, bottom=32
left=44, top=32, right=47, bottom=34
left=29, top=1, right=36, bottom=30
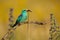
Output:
left=22, top=9, right=32, bottom=13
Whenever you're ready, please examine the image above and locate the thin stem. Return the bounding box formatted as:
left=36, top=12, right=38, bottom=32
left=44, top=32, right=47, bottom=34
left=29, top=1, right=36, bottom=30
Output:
left=27, top=12, right=30, bottom=40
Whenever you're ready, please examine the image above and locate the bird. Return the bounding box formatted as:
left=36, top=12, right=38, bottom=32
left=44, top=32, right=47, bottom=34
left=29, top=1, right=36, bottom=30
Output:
left=12, top=9, right=32, bottom=28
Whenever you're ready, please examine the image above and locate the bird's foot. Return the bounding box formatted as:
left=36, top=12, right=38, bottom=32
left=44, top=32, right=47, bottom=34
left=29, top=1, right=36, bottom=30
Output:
left=18, top=23, right=21, bottom=26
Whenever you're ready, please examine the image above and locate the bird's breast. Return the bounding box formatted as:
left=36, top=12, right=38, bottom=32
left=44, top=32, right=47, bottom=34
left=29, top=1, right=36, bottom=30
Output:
left=20, top=15, right=28, bottom=23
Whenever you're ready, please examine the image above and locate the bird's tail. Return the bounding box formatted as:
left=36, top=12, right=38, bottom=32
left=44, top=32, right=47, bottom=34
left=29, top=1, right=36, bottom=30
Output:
left=12, top=23, right=18, bottom=28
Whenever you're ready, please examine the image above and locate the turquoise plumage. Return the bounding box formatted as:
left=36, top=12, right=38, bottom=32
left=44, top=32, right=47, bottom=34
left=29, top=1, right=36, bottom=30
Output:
left=12, top=9, right=32, bottom=27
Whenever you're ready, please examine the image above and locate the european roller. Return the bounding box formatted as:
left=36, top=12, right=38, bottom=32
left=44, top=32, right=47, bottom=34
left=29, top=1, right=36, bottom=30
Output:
left=12, top=9, right=32, bottom=27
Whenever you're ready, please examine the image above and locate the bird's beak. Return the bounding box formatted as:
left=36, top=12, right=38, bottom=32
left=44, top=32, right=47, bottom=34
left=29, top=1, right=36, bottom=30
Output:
left=26, top=9, right=32, bottom=12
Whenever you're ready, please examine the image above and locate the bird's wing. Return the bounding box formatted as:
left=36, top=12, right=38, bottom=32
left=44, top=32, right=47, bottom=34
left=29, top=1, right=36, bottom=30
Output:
left=16, top=14, right=22, bottom=23
left=12, top=14, right=22, bottom=27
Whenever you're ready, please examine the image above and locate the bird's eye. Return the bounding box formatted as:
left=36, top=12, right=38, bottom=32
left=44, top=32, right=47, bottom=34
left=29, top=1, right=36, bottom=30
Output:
left=24, top=10, right=26, bottom=11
